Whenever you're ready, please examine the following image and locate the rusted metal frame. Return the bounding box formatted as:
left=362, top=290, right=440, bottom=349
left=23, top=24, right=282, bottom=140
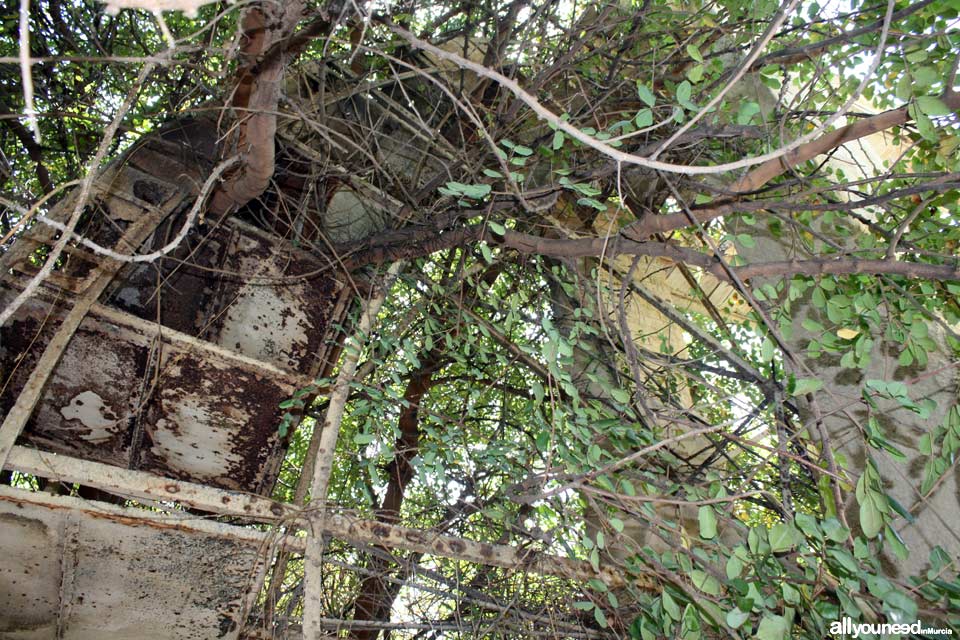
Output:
left=245, top=273, right=355, bottom=623
left=0, top=169, right=172, bottom=276
left=0, top=277, right=320, bottom=392
left=89, top=300, right=318, bottom=389
left=323, top=512, right=635, bottom=589
left=2, top=445, right=637, bottom=589
left=0, top=482, right=299, bottom=551
left=0, top=190, right=185, bottom=469
left=5, top=445, right=294, bottom=520
left=260, top=286, right=354, bottom=615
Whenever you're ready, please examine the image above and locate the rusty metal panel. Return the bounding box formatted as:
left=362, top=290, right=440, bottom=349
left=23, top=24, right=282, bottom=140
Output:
left=107, top=221, right=234, bottom=339
left=108, top=219, right=342, bottom=378
left=137, top=348, right=292, bottom=491
left=208, top=220, right=341, bottom=376
left=0, top=486, right=266, bottom=640
left=0, top=287, right=297, bottom=493
left=0, top=294, right=148, bottom=468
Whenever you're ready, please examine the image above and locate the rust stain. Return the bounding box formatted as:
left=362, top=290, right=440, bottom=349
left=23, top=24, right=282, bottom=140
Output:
left=1, top=170, right=342, bottom=501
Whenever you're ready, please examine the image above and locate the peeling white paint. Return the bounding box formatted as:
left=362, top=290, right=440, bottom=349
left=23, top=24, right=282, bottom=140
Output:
left=60, top=390, right=120, bottom=436
left=150, top=395, right=244, bottom=481
left=216, top=253, right=312, bottom=373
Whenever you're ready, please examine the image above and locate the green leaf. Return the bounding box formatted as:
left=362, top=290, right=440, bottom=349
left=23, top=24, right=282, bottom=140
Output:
left=686, top=43, right=703, bottom=62
left=638, top=619, right=657, bottom=640
left=795, top=513, right=820, bottom=539
left=912, top=66, right=938, bottom=87
left=909, top=103, right=939, bottom=142
left=726, top=555, right=743, bottom=579
left=577, top=197, right=607, bottom=211
left=755, top=614, right=790, bottom=640
left=488, top=221, right=506, bottom=235
left=919, top=433, right=933, bottom=456
left=916, top=95, right=952, bottom=116
left=690, top=570, right=721, bottom=595
left=588, top=577, right=607, bottom=592
left=790, top=377, right=823, bottom=396
left=737, top=101, right=760, bottom=125
left=480, top=242, right=494, bottom=264
left=726, top=607, right=749, bottom=629
left=535, top=431, right=550, bottom=451
left=662, top=592, right=681, bottom=621
left=886, top=524, right=909, bottom=561
left=859, top=491, right=884, bottom=538
left=782, top=582, right=801, bottom=605
left=595, top=607, right=608, bottom=628
left=760, top=336, right=775, bottom=363
left=769, top=522, right=797, bottom=553
left=531, top=380, right=544, bottom=403
left=635, top=108, right=653, bottom=128
left=444, top=181, right=491, bottom=199
left=698, top=505, right=717, bottom=539
left=680, top=604, right=701, bottom=640
left=637, top=82, right=656, bottom=107
left=676, top=80, right=695, bottom=109
left=882, top=589, right=917, bottom=621
left=353, top=432, right=375, bottom=445
left=552, top=130, right=564, bottom=150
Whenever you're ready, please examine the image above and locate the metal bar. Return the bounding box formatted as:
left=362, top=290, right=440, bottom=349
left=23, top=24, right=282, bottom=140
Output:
left=0, top=482, right=297, bottom=550
left=6, top=446, right=293, bottom=520
left=3, top=446, right=641, bottom=589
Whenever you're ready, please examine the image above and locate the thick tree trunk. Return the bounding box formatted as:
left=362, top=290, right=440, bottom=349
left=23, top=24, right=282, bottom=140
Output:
left=733, top=215, right=960, bottom=581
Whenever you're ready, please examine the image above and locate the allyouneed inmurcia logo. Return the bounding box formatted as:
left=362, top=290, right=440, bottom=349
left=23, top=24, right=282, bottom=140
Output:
left=828, top=617, right=953, bottom=637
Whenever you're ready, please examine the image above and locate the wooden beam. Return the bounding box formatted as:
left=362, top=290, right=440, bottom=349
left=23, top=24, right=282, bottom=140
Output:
left=4, top=446, right=646, bottom=590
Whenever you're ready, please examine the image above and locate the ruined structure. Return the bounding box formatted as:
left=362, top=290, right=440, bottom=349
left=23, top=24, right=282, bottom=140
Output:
left=0, top=80, right=634, bottom=640
left=3, top=0, right=959, bottom=636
